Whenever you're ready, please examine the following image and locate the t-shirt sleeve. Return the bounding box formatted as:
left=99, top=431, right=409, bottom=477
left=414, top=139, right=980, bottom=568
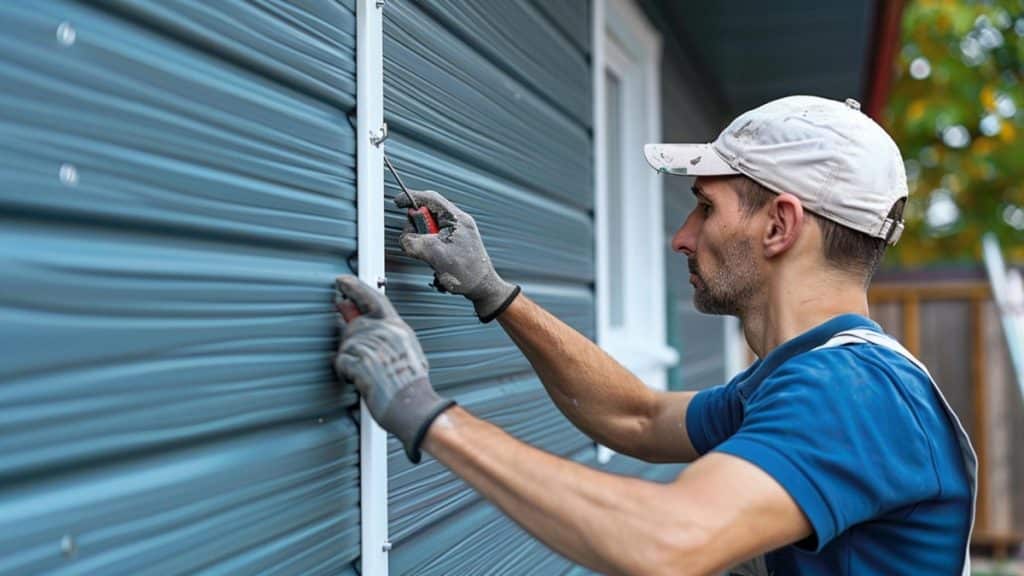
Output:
left=712, top=349, right=940, bottom=551
left=685, top=379, right=745, bottom=456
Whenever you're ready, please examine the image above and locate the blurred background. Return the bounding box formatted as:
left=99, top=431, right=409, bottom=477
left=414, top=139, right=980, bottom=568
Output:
left=884, top=0, right=1024, bottom=266
left=883, top=2, right=1024, bottom=572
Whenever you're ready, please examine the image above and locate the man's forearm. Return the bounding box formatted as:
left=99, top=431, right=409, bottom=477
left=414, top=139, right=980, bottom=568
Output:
left=497, top=294, right=660, bottom=456
left=423, top=406, right=700, bottom=576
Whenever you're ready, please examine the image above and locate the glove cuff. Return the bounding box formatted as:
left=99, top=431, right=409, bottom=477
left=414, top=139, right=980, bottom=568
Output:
left=474, top=284, right=521, bottom=323
left=406, top=397, right=457, bottom=464
left=382, top=381, right=456, bottom=464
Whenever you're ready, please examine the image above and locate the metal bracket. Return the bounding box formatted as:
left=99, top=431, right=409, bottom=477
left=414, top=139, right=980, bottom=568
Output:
left=370, top=123, right=389, bottom=147
left=376, top=0, right=386, bottom=7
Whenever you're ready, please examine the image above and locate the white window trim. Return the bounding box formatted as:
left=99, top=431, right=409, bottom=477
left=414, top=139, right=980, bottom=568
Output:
left=594, top=0, right=678, bottom=400
left=356, top=0, right=388, bottom=573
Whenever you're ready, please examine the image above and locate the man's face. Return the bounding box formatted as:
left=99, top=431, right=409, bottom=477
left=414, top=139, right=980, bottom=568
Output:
left=671, top=177, right=763, bottom=316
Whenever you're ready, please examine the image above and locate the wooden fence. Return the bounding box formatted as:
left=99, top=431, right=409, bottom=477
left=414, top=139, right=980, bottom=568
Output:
left=870, top=278, right=1023, bottom=557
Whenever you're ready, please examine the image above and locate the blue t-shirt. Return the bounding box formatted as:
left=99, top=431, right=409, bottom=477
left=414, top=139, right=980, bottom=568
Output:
left=686, top=314, right=971, bottom=574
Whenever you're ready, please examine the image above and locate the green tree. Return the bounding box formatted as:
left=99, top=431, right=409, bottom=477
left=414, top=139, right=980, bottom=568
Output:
left=884, top=0, right=1024, bottom=265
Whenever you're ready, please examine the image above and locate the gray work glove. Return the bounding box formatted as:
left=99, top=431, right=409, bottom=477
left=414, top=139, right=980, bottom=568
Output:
left=395, top=190, right=521, bottom=323
left=333, top=275, right=455, bottom=463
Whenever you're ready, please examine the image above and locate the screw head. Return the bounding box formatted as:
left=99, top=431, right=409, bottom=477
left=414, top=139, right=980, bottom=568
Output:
left=59, top=164, right=78, bottom=186
left=56, top=22, right=76, bottom=46
left=61, top=534, right=76, bottom=557
left=376, top=276, right=387, bottom=289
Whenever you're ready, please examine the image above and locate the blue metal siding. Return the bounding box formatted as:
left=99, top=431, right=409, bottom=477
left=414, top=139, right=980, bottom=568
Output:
left=383, top=2, right=694, bottom=572
left=381, top=1, right=621, bottom=573
left=383, top=0, right=592, bottom=212
left=0, top=1, right=359, bottom=573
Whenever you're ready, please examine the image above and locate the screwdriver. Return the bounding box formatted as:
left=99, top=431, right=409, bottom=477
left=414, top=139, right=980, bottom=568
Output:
left=384, top=151, right=439, bottom=235
left=381, top=150, right=448, bottom=294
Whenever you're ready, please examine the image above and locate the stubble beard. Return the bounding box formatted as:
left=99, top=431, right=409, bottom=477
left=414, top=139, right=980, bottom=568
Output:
left=690, top=237, right=760, bottom=317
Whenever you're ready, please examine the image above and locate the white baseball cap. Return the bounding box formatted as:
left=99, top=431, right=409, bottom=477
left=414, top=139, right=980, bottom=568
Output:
left=644, top=95, right=908, bottom=244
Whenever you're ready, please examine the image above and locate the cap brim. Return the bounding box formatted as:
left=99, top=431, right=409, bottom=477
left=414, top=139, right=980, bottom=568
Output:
left=643, top=143, right=739, bottom=176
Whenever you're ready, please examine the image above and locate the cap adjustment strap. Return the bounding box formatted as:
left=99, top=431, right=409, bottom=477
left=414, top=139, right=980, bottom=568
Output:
left=881, top=218, right=904, bottom=245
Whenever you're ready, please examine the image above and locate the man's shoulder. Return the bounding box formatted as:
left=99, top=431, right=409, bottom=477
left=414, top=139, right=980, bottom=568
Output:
left=751, top=339, right=931, bottom=405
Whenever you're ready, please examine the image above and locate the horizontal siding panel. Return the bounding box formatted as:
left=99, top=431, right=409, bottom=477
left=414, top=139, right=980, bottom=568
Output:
left=0, top=420, right=360, bottom=575
left=388, top=377, right=592, bottom=542
left=99, top=0, right=358, bottom=111
left=412, top=1, right=591, bottom=128
left=383, top=137, right=594, bottom=284
left=391, top=446, right=677, bottom=575
left=0, top=1, right=359, bottom=573
left=384, top=2, right=594, bottom=571
left=391, top=498, right=574, bottom=576
left=385, top=273, right=595, bottom=389
left=384, top=0, right=593, bottom=210
left=529, top=0, right=591, bottom=57
left=0, top=1, right=355, bottom=253
left=0, top=219, right=354, bottom=478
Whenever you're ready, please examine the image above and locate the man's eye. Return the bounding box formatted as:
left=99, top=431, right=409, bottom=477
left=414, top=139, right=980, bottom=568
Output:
left=700, top=203, right=712, bottom=215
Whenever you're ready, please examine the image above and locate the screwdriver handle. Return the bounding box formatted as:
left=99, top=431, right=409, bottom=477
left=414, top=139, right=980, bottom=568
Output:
left=408, top=206, right=440, bottom=234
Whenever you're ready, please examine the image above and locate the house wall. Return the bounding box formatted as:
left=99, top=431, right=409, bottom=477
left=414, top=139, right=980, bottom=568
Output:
left=382, top=0, right=704, bottom=572
left=380, top=1, right=597, bottom=572
left=0, top=1, right=730, bottom=574
left=0, top=1, right=361, bottom=573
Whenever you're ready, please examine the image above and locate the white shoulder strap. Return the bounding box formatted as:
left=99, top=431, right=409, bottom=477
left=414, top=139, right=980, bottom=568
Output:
left=814, top=328, right=932, bottom=378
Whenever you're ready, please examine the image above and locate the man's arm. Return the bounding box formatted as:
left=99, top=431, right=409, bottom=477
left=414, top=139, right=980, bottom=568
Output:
left=334, top=275, right=809, bottom=575
left=499, top=293, right=700, bottom=463
left=423, top=406, right=812, bottom=576
left=396, top=189, right=700, bottom=463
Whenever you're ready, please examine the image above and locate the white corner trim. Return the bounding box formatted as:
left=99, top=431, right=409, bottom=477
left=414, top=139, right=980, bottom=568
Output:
left=356, top=0, right=388, bottom=574
left=594, top=0, right=672, bottom=459
left=593, top=0, right=609, bottom=348
left=594, top=0, right=667, bottom=369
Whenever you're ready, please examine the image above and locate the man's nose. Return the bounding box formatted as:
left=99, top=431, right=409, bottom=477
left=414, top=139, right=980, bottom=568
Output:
left=671, top=213, right=698, bottom=256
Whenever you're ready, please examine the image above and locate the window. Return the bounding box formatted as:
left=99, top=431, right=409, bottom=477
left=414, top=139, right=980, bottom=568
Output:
left=594, top=0, right=677, bottom=463
left=594, top=0, right=677, bottom=393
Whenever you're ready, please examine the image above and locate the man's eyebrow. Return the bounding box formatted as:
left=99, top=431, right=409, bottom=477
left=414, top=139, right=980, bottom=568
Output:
left=691, top=185, right=711, bottom=202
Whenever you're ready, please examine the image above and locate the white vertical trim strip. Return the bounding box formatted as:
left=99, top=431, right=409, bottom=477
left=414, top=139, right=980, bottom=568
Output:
left=593, top=0, right=608, bottom=351
left=356, top=0, right=388, bottom=574
left=598, top=0, right=676, bottom=384
left=593, top=0, right=614, bottom=466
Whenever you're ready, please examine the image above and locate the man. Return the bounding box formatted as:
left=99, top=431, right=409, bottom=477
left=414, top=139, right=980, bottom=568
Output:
left=334, top=96, right=976, bottom=575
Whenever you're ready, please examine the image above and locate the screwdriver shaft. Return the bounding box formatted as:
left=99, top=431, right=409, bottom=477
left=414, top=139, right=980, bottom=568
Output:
left=383, top=153, right=419, bottom=210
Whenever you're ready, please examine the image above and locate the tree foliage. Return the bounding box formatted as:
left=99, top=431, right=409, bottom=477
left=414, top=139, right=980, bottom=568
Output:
left=884, top=0, right=1024, bottom=265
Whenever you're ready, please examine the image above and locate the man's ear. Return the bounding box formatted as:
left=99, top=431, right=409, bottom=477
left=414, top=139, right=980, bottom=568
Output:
left=763, top=193, right=804, bottom=258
